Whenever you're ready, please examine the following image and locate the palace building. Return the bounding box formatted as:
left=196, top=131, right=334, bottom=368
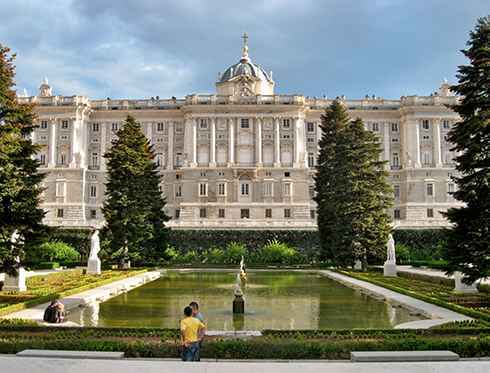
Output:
left=18, top=36, right=462, bottom=230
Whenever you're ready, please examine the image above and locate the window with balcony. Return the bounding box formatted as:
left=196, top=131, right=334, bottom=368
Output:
left=263, top=182, right=273, bottom=197
left=40, top=120, right=48, bottom=129
left=200, top=119, right=208, bottom=129
left=92, top=122, right=99, bottom=132
left=92, top=153, right=99, bottom=168
left=241, top=182, right=250, bottom=196
left=391, top=122, right=399, bottom=132
left=61, top=120, right=69, bottom=129
left=90, top=185, right=97, bottom=198
left=112, top=122, right=119, bottom=131
left=391, top=152, right=400, bottom=169
left=283, top=182, right=292, bottom=197
left=157, top=122, right=164, bottom=131
left=283, top=119, right=290, bottom=129
left=39, top=154, right=46, bottom=165
left=217, top=182, right=226, bottom=196
left=308, top=153, right=315, bottom=167
left=371, top=122, right=379, bottom=132
left=426, top=183, right=434, bottom=196
left=442, top=120, right=450, bottom=130
left=422, top=119, right=430, bottom=130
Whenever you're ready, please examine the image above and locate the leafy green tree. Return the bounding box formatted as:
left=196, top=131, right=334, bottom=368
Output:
left=443, top=16, right=490, bottom=283
left=314, top=101, right=393, bottom=267
left=102, top=115, right=170, bottom=265
left=0, top=44, right=47, bottom=276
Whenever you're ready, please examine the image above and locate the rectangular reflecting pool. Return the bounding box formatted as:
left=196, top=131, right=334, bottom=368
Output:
left=67, top=270, right=425, bottom=330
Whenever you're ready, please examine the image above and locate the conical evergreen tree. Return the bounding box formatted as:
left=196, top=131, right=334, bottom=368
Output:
left=0, top=44, right=46, bottom=276
left=443, top=16, right=490, bottom=283
left=102, top=115, right=170, bottom=265
left=314, top=101, right=393, bottom=267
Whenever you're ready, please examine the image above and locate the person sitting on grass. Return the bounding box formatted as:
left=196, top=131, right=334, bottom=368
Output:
left=180, top=305, right=206, bottom=361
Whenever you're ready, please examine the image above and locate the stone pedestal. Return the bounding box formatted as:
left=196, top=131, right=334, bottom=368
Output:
left=87, top=258, right=101, bottom=275
left=3, top=267, right=27, bottom=292
left=233, top=294, right=245, bottom=314
left=354, top=260, right=362, bottom=271
left=454, top=272, right=478, bottom=294
left=383, top=261, right=397, bottom=277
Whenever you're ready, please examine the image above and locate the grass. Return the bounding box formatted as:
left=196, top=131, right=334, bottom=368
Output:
left=340, top=270, right=490, bottom=323
left=0, top=269, right=147, bottom=317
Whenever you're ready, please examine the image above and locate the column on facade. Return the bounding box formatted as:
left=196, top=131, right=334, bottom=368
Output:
left=432, top=119, right=442, bottom=167
left=293, top=117, right=304, bottom=168
left=183, top=117, right=191, bottom=166
left=255, top=117, right=263, bottom=166
left=100, top=122, right=107, bottom=171
left=383, top=122, right=391, bottom=170
left=48, top=119, right=57, bottom=167
left=414, top=121, right=421, bottom=167
left=167, top=121, right=174, bottom=170
left=191, top=118, right=197, bottom=166
left=404, top=118, right=421, bottom=168
left=274, top=117, right=281, bottom=167
left=228, top=118, right=235, bottom=165
left=209, top=117, right=216, bottom=167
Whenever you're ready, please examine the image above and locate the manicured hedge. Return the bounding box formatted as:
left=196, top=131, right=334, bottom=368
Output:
left=0, top=325, right=488, bottom=359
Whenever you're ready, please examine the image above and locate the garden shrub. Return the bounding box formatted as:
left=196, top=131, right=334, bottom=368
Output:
left=222, top=242, right=247, bottom=264
left=203, top=247, right=225, bottom=264
left=29, top=241, right=80, bottom=263
left=257, top=240, right=301, bottom=264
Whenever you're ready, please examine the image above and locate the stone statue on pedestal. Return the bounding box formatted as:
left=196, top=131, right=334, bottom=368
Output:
left=453, top=271, right=478, bottom=294
left=383, top=233, right=397, bottom=277
left=3, top=230, right=27, bottom=292
left=87, top=229, right=101, bottom=275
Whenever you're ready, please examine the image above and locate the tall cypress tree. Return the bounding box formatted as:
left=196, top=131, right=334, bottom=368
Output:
left=314, top=101, right=393, bottom=266
left=443, top=16, right=490, bottom=283
left=102, top=115, right=170, bottom=265
left=0, top=44, right=46, bottom=276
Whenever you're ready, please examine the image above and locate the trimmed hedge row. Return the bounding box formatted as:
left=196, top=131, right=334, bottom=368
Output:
left=49, top=228, right=447, bottom=257
left=0, top=334, right=488, bottom=359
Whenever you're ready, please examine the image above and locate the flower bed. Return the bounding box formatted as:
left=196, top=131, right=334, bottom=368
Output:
left=340, top=270, right=490, bottom=323
left=0, top=269, right=147, bottom=317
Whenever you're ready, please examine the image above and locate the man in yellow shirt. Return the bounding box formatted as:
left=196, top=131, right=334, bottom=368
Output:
left=180, top=306, right=206, bottom=361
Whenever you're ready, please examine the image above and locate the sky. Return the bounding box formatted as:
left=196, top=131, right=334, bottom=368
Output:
left=1, top=0, right=488, bottom=100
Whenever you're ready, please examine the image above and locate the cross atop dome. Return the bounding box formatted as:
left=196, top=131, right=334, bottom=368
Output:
left=241, top=32, right=250, bottom=62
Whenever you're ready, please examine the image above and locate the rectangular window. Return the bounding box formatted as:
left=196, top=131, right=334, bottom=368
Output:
left=284, top=171, right=290, bottom=178
left=175, top=209, right=180, bottom=219
left=308, top=153, right=315, bottom=167
left=241, top=183, right=249, bottom=195
left=427, top=183, right=434, bottom=196
left=61, top=120, right=69, bottom=129
left=60, top=154, right=66, bottom=165
left=157, top=122, right=164, bottom=131
left=92, top=153, right=99, bottom=167
left=448, top=183, right=455, bottom=194
left=309, top=184, right=315, bottom=198
left=392, top=152, right=400, bottom=168
left=241, top=209, right=250, bottom=219
left=394, top=184, right=400, bottom=198
left=40, top=120, right=48, bottom=129
left=90, top=185, right=97, bottom=198
left=39, top=154, right=46, bottom=165
left=442, top=120, right=450, bottom=130
left=394, top=209, right=401, bottom=219
left=422, top=119, right=430, bottom=130
left=200, top=119, right=208, bottom=129
left=156, top=153, right=164, bottom=167
left=57, top=208, right=64, bottom=218
left=310, top=209, right=316, bottom=219
left=199, top=208, right=207, bottom=218
left=391, top=122, right=399, bottom=132
left=263, top=182, right=273, bottom=197
left=175, top=184, right=182, bottom=197
left=56, top=182, right=65, bottom=197
left=218, top=209, right=225, bottom=218
left=112, top=122, right=119, bottom=131
left=422, top=151, right=432, bottom=165
left=283, top=182, right=291, bottom=197
left=217, top=183, right=226, bottom=196
left=307, top=122, right=315, bottom=132
left=265, top=208, right=272, bottom=218
left=284, top=208, right=291, bottom=218
left=240, top=118, right=249, bottom=129
left=427, top=208, right=434, bottom=218
left=92, top=122, right=99, bottom=132
left=283, top=119, right=290, bottom=129
left=90, top=209, right=97, bottom=219
left=199, top=183, right=207, bottom=196
left=371, top=122, right=379, bottom=132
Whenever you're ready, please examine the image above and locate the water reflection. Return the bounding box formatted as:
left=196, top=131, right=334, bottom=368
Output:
left=66, top=271, right=425, bottom=330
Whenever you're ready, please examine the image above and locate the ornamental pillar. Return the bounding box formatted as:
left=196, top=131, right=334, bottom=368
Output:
left=274, top=117, right=281, bottom=167
left=48, top=120, right=57, bottom=167
left=228, top=118, right=235, bottom=166
left=167, top=121, right=174, bottom=170
left=209, top=117, right=216, bottom=167
left=256, top=117, right=263, bottom=166
left=433, top=120, right=442, bottom=167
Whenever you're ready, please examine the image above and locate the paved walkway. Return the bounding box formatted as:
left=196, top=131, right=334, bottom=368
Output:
left=2, top=271, right=161, bottom=323
left=320, top=271, right=472, bottom=328
left=397, top=266, right=490, bottom=285
left=0, top=356, right=488, bottom=373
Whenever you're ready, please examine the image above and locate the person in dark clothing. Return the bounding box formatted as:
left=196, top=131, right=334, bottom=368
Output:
left=43, top=300, right=64, bottom=323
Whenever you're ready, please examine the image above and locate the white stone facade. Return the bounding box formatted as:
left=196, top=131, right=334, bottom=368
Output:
left=18, top=42, right=462, bottom=230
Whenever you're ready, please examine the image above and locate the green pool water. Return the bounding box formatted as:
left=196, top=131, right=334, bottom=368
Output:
left=67, top=270, right=425, bottom=330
